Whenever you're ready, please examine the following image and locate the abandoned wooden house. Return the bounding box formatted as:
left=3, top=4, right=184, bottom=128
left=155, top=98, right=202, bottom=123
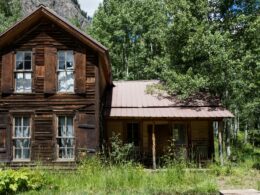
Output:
left=0, top=6, right=233, bottom=167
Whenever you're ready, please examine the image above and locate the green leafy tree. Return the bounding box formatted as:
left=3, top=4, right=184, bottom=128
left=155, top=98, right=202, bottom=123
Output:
left=0, top=0, right=21, bottom=33
left=88, top=0, right=168, bottom=80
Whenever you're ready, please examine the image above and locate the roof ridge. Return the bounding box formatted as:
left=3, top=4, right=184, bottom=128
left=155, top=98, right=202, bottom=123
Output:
left=113, top=80, right=159, bottom=83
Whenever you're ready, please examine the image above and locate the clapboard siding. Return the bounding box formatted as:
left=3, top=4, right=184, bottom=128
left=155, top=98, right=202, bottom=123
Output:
left=0, top=18, right=101, bottom=165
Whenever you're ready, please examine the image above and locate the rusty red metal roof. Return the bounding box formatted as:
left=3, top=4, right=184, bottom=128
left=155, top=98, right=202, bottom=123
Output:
left=105, top=80, right=234, bottom=118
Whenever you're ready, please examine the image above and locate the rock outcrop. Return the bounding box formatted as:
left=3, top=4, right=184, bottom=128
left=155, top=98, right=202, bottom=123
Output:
left=20, top=0, right=90, bottom=29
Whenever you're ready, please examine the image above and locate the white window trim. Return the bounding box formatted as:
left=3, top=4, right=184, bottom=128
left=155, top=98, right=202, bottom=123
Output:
left=12, top=116, right=32, bottom=162
left=57, top=50, right=75, bottom=93
left=56, top=115, right=75, bottom=161
left=14, top=51, right=33, bottom=93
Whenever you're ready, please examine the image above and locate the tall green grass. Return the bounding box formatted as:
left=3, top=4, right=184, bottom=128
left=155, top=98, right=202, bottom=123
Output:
left=21, top=158, right=218, bottom=195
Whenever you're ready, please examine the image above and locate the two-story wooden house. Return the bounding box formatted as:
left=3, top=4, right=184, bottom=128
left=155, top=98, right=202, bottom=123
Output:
left=0, top=6, right=233, bottom=167
left=0, top=5, right=111, bottom=165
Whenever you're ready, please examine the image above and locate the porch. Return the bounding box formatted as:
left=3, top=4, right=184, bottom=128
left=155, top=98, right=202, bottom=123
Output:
left=104, top=80, right=233, bottom=167
left=105, top=119, right=216, bottom=167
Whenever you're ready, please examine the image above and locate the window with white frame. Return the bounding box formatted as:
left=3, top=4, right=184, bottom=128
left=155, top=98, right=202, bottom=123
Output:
left=15, top=51, right=32, bottom=93
left=57, top=116, right=75, bottom=159
left=57, top=51, right=74, bottom=92
left=13, top=117, right=31, bottom=160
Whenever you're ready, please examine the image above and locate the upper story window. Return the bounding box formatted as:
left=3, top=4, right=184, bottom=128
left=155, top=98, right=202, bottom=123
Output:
left=57, top=51, right=74, bottom=93
left=15, top=51, right=32, bottom=93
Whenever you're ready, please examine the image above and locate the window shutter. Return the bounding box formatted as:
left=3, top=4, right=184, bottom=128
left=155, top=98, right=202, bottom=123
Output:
left=44, top=47, right=57, bottom=94
left=0, top=113, right=8, bottom=129
left=1, top=52, right=14, bottom=94
left=74, top=51, right=86, bottom=94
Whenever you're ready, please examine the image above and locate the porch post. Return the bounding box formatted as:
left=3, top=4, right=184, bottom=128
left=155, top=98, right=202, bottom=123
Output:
left=152, top=123, right=156, bottom=169
left=218, top=120, right=224, bottom=166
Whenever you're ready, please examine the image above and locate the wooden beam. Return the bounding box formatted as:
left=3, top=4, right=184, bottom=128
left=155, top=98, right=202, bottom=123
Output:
left=152, top=123, right=156, bottom=169
left=218, top=121, right=224, bottom=166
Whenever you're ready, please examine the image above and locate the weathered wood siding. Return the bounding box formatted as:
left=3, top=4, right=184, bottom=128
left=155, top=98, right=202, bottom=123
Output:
left=0, top=18, right=102, bottom=164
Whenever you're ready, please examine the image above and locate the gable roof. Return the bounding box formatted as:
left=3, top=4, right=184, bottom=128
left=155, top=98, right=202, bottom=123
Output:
left=0, top=5, right=112, bottom=85
left=105, top=80, right=234, bottom=118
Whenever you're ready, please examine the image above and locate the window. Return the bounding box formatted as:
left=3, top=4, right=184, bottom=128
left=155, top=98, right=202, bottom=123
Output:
left=57, top=116, right=74, bottom=159
left=0, top=129, right=6, bottom=150
left=57, top=51, right=74, bottom=92
left=13, top=117, right=31, bottom=160
left=127, top=123, right=139, bottom=146
left=15, top=51, right=32, bottom=93
left=172, top=124, right=187, bottom=145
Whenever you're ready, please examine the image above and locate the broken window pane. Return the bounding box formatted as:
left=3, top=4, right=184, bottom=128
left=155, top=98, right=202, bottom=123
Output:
left=57, top=51, right=74, bottom=93
left=16, top=61, right=23, bottom=70
left=24, top=52, right=31, bottom=61
left=24, top=61, right=31, bottom=70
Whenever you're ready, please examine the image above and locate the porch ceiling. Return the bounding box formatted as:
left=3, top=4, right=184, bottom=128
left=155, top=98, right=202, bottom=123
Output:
left=105, top=80, right=234, bottom=118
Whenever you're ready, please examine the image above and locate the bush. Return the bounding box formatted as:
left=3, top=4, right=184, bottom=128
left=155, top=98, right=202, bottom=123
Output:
left=161, top=138, right=187, bottom=167
left=107, top=133, right=135, bottom=165
left=0, top=169, right=48, bottom=194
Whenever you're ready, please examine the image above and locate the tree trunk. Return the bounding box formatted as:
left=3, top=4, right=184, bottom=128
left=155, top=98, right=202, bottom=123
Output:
left=244, top=122, right=248, bottom=144
left=226, top=119, right=231, bottom=158
left=152, top=124, right=156, bottom=170
left=218, top=121, right=224, bottom=166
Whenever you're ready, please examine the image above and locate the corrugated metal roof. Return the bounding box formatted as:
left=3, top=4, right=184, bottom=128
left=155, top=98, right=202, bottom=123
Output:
left=105, top=80, right=234, bottom=118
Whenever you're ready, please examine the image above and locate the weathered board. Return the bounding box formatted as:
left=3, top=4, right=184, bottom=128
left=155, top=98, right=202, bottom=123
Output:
left=0, top=18, right=105, bottom=165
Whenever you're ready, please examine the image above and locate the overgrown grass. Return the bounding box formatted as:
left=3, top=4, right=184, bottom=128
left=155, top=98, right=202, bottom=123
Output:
left=21, top=159, right=218, bottom=195
left=6, top=132, right=260, bottom=194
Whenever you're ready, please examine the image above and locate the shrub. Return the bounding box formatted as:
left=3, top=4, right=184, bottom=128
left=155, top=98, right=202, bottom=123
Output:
left=0, top=169, right=48, bottom=194
left=161, top=138, right=187, bottom=167
left=107, top=133, right=135, bottom=165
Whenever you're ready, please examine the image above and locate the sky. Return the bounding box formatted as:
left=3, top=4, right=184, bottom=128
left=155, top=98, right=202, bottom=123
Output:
left=78, top=0, right=103, bottom=17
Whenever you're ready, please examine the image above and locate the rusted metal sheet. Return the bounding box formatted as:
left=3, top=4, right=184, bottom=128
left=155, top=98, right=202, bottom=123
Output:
left=106, top=107, right=234, bottom=118
left=105, top=81, right=234, bottom=118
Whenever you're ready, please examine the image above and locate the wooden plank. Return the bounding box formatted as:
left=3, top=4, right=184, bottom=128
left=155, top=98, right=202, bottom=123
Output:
left=75, top=50, right=86, bottom=94
left=1, top=52, right=14, bottom=94
left=44, top=47, right=56, bottom=94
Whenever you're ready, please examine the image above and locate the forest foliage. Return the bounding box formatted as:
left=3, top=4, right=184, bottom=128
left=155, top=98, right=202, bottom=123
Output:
left=0, top=0, right=259, bottom=138
left=88, top=0, right=260, bottom=138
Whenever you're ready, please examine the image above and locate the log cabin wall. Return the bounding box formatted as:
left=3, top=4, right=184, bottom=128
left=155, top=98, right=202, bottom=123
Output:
left=0, top=18, right=103, bottom=164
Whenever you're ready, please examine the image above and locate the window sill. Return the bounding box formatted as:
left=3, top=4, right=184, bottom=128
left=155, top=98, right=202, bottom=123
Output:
left=56, top=92, right=75, bottom=95
left=12, top=159, right=31, bottom=162
left=55, top=159, right=75, bottom=162
left=13, top=92, right=35, bottom=95
left=0, top=148, right=6, bottom=153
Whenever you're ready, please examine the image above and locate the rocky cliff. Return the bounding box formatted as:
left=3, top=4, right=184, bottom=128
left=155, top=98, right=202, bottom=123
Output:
left=20, top=0, right=90, bottom=29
